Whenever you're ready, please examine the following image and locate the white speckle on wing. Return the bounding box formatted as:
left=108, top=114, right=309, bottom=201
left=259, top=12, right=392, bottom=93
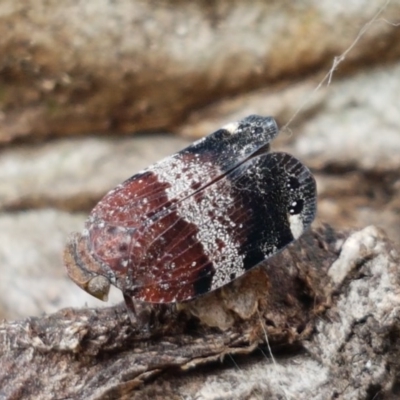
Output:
left=178, top=186, right=244, bottom=289
left=221, top=121, right=239, bottom=134
left=152, top=154, right=244, bottom=289
left=151, top=155, right=210, bottom=200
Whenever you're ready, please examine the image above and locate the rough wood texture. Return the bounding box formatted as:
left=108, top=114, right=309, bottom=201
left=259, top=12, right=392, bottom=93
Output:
left=1, top=0, right=399, bottom=143
left=3, top=224, right=398, bottom=399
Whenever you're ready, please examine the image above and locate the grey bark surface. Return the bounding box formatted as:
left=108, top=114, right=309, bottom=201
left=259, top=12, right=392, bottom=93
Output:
left=0, top=0, right=399, bottom=142
left=1, top=225, right=399, bottom=399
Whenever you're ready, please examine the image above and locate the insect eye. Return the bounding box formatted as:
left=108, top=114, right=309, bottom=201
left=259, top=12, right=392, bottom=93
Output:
left=288, top=199, right=304, bottom=215
left=87, top=275, right=110, bottom=301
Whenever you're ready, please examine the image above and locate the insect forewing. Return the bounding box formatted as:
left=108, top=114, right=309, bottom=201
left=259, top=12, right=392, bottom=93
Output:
left=121, top=152, right=316, bottom=303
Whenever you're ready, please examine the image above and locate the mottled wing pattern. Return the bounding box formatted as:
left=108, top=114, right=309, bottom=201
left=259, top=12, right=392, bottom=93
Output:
left=87, top=116, right=278, bottom=276
left=88, top=116, right=278, bottom=228
left=128, top=152, right=316, bottom=303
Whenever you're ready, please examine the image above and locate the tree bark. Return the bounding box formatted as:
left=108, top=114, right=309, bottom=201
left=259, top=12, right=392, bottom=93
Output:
left=2, top=224, right=397, bottom=399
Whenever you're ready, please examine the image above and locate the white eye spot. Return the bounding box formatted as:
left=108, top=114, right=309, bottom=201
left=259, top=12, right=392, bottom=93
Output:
left=191, top=261, right=197, bottom=267
left=121, top=260, right=128, bottom=268
left=289, top=214, right=303, bottom=239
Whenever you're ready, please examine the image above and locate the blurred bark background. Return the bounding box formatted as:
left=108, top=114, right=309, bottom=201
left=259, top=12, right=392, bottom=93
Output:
left=1, top=1, right=400, bottom=399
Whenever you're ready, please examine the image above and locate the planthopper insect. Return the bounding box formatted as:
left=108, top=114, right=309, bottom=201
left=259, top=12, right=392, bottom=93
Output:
left=64, top=115, right=317, bottom=318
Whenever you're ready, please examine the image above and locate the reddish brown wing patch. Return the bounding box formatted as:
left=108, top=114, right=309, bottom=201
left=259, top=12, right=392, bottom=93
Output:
left=124, top=173, right=244, bottom=302
left=90, top=171, right=171, bottom=227
left=121, top=205, right=215, bottom=303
